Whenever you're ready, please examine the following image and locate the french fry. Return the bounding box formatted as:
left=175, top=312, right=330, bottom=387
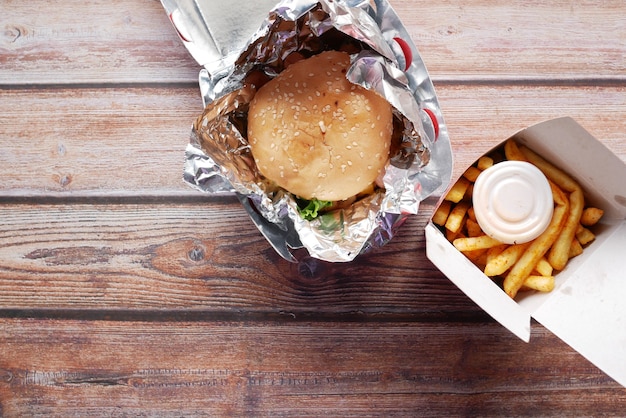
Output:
left=519, top=145, right=580, bottom=192
left=435, top=138, right=603, bottom=300
left=534, top=257, right=553, bottom=277
left=453, top=235, right=503, bottom=252
left=463, top=248, right=489, bottom=267
left=486, top=244, right=508, bottom=265
left=446, top=227, right=464, bottom=242
left=477, top=156, right=494, bottom=171
left=465, top=218, right=483, bottom=237
left=444, top=177, right=471, bottom=203
left=575, top=225, right=596, bottom=246
left=504, top=138, right=527, bottom=162
left=433, top=200, right=452, bottom=226
left=523, top=275, right=555, bottom=293
left=548, top=188, right=584, bottom=270
left=516, top=145, right=585, bottom=270
left=445, top=201, right=470, bottom=233
left=467, top=206, right=476, bottom=222
left=483, top=242, right=530, bottom=277
left=503, top=182, right=569, bottom=299
left=580, top=207, right=604, bottom=226
left=569, top=238, right=584, bottom=259
left=463, top=166, right=482, bottom=182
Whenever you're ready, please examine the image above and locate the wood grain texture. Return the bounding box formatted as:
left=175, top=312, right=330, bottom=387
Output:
left=2, top=0, right=625, bottom=84
left=1, top=319, right=623, bottom=417
left=1, top=0, right=626, bottom=415
left=1, top=85, right=624, bottom=196
left=0, top=200, right=479, bottom=316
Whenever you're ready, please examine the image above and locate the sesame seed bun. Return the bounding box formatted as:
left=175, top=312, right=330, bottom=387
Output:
left=247, top=50, right=393, bottom=202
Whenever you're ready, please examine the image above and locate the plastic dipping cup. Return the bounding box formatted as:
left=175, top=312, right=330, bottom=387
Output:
left=473, top=160, right=553, bottom=245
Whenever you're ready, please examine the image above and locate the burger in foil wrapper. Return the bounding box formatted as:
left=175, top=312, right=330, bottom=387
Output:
left=162, top=0, right=453, bottom=262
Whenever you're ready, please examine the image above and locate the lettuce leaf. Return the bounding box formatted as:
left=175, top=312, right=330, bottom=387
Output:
left=296, top=198, right=333, bottom=221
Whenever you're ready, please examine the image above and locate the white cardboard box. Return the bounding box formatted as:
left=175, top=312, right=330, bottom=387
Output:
left=425, top=117, right=626, bottom=387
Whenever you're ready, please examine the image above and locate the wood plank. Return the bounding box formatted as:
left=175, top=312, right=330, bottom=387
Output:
left=0, top=0, right=199, bottom=84
left=1, top=0, right=625, bottom=84
left=1, top=85, right=624, bottom=196
left=0, top=319, right=623, bottom=416
left=0, top=200, right=480, bottom=315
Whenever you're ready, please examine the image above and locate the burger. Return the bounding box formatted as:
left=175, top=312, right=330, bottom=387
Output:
left=247, top=50, right=394, bottom=220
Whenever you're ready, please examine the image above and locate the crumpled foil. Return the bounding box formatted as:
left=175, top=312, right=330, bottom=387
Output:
left=163, top=0, right=453, bottom=262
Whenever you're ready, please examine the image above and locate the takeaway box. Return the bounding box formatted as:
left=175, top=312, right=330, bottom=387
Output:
left=426, top=117, right=626, bottom=387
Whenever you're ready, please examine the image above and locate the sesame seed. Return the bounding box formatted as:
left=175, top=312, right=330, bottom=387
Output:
left=347, top=160, right=353, bottom=166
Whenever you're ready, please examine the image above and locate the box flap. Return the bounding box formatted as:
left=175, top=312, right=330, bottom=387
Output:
left=425, top=223, right=532, bottom=342
left=532, top=221, right=626, bottom=387
left=426, top=117, right=626, bottom=387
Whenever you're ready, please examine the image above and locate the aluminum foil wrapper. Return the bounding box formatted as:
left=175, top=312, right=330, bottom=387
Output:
left=164, top=0, right=453, bottom=262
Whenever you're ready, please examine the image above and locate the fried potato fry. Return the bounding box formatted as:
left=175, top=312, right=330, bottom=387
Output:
left=435, top=138, right=603, bottom=300
left=516, top=145, right=585, bottom=270
left=548, top=188, right=583, bottom=270
left=465, top=218, right=483, bottom=237
left=569, top=238, right=583, bottom=259
left=522, top=275, right=555, bottom=293
left=467, top=206, right=476, bottom=222
left=463, top=166, right=482, bottom=182
left=463, top=248, right=489, bottom=267
left=503, top=182, right=569, bottom=299
left=519, top=145, right=580, bottom=192
left=433, top=200, right=452, bottom=226
left=445, top=201, right=470, bottom=233
left=444, top=177, right=471, bottom=203
left=477, top=156, right=494, bottom=171
left=504, top=138, right=527, bottom=162
left=575, top=225, right=596, bottom=246
left=534, top=257, right=553, bottom=277
left=580, top=207, right=604, bottom=226
left=486, top=244, right=509, bottom=265
left=453, top=235, right=503, bottom=252
left=446, top=227, right=464, bottom=242
left=484, top=242, right=530, bottom=277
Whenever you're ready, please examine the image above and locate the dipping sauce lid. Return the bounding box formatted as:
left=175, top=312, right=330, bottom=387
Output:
left=473, top=161, right=553, bottom=244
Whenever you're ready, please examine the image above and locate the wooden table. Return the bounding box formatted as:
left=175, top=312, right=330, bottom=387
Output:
left=2, top=0, right=625, bottom=415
